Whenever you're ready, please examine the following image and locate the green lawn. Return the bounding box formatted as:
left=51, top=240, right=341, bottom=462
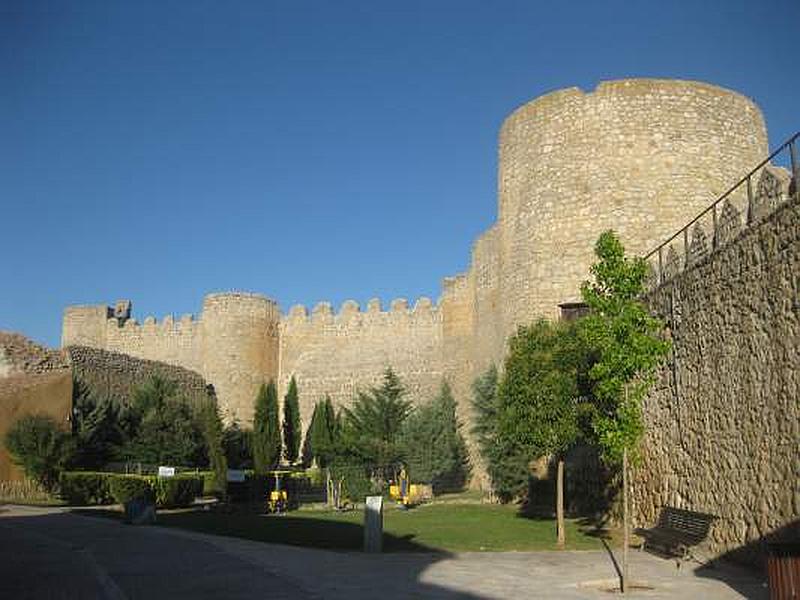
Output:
left=148, top=502, right=609, bottom=553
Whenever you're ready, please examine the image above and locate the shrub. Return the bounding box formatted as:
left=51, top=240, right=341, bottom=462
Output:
left=108, top=474, right=154, bottom=505
left=153, top=475, right=203, bottom=508
left=59, top=472, right=113, bottom=505
left=331, top=462, right=373, bottom=503
left=4, top=414, right=75, bottom=492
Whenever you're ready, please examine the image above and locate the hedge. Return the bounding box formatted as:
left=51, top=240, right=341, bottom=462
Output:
left=108, top=475, right=155, bottom=505
left=153, top=475, right=204, bottom=508
left=60, top=472, right=204, bottom=508
left=59, top=472, right=114, bottom=506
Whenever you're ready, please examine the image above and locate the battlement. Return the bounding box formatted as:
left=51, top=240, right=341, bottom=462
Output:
left=282, top=296, right=441, bottom=329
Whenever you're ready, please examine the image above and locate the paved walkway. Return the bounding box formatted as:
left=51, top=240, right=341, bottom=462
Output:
left=0, top=505, right=767, bottom=599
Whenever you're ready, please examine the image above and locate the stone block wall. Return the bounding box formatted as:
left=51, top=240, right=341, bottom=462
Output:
left=66, top=345, right=212, bottom=408
left=634, top=193, right=800, bottom=566
left=279, top=298, right=445, bottom=424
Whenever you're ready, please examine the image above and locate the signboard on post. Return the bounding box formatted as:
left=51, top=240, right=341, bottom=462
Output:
left=363, top=495, right=383, bottom=553
left=158, top=466, right=175, bottom=478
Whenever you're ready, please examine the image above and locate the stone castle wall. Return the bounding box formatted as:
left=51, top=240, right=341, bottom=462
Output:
left=60, top=78, right=773, bottom=448
left=634, top=190, right=800, bottom=566
left=494, top=79, right=767, bottom=341
left=279, top=298, right=445, bottom=423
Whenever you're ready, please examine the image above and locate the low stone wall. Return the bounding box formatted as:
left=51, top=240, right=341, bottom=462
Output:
left=66, top=346, right=212, bottom=407
left=634, top=194, right=800, bottom=568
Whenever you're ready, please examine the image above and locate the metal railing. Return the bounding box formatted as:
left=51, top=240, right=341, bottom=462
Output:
left=644, top=132, right=799, bottom=287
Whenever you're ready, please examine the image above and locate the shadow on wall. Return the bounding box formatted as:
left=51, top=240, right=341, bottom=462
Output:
left=520, top=444, right=615, bottom=520
left=695, top=519, right=798, bottom=597
left=0, top=508, right=493, bottom=600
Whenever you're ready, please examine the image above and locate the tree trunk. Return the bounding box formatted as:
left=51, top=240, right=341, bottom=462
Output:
left=622, top=446, right=630, bottom=594
left=556, top=458, right=565, bottom=546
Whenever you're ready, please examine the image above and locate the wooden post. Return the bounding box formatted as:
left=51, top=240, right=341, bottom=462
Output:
left=557, top=459, right=565, bottom=547
left=622, top=446, right=630, bottom=594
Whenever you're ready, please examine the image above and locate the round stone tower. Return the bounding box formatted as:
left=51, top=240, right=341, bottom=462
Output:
left=200, top=292, right=280, bottom=425
left=496, top=78, right=768, bottom=337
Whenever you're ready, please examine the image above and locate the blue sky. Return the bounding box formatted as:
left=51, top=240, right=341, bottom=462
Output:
left=2, top=0, right=798, bottom=346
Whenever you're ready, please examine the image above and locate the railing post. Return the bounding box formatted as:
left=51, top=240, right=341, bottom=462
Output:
left=658, top=246, right=664, bottom=285
left=746, top=175, right=754, bottom=224
left=712, top=203, right=718, bottom=250
left=790, top=138, right=799, bottom=201
left=683, top=227, right=689, bottom=266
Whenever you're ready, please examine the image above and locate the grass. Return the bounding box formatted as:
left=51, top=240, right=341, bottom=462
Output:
left=0, top=479, right=65, bottom=507
left=110, top=501, right=611, bottom=553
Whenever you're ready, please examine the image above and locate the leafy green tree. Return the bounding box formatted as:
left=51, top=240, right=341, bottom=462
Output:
left=252, top=381, right=281, bottom=474
left=401, top=382, right=470, bottom=493
left=282, top=376, right=301, bottom=463
left=579, top=230, right=671, bottom=592
left=120, top=375, right=206, bottom=466
left=496, top=319, right=592, bottom=541
left=340, top=368, right=412, bottom=480
left=124, top=398, right=207, bottom=466
left=4, top=414, right=75, bottom=492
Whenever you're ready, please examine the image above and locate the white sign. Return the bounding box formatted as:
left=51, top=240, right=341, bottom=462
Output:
left=227, top=469, right=246, bottom=482
left=363, top=495, right=384, bottom=553
left=158, top=466, right=176, bottom=478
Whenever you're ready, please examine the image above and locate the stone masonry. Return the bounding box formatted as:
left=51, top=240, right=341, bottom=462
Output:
left=62, top=79, right=769, bottom=435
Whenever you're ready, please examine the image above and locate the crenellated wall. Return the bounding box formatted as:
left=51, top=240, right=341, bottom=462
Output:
left=279, top=297, right=445, bottom=423
left=60, top=80, right=780, bottom=494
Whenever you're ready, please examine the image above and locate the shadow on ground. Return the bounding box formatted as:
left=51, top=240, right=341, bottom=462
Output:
left=1, top=505, right=492, bottom=599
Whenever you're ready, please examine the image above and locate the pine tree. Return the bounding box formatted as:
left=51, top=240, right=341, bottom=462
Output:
left=340, top=367, right=411, bottom=479
left=253, top=381, right=281, bottom=474
left=304, top=396, right=338, bottom=468
left=199, top=400, right=228, bottom=498
left=402, top=381, right=470, bottom=492
left=282, top=376, right=301, bottom=463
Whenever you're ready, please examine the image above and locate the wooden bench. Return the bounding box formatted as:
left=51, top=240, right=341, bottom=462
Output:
left=635, top=506, right=716, bottom=566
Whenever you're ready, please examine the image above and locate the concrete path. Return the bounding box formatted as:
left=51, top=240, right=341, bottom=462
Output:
left=0, top=504, right=767, bottom=599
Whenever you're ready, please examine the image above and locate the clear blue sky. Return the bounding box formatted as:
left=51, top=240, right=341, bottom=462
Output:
left=2, top=0, right=798, bottom=347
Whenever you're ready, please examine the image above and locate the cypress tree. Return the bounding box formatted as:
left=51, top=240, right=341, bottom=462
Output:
left=253, top=381, right=281, bottom=474
left=282, top=376, right=301, bottom=463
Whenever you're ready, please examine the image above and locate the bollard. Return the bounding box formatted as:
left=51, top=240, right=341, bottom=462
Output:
left=363, top=495, right=383, bottom=553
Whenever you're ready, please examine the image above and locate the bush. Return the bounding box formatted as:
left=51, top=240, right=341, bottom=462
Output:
left=4, top=414, right=75, bottom=492
left=153, top=475, right=203, bottom=508
left=109, top=474, right=154, bottom=505
left=331, top=462, right=373, bottom=503
left=59, top=472, right=113, bottom=505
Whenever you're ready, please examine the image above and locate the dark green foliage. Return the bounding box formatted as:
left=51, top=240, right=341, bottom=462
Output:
left=120, top=375, right=207, bottom=467
left=579, top=230, right=671, bottom=463
left=223, top=422, right=252, bottom=469
left=71, top=378, right=125, bottom=469
left=153, top=475, right=204, bottom=508
left=198, top=400, right=227, bottom=498
left=480, top=320, right=594, bottom=502
left=302, top=397, right=338, bottom=468
left=124, top=397, right=207, bottom=466
left=59, top=472, right=113, bottom=505
left=282, top=376, right=301, bottom=463
left=340, top=368, right=412, bottom=480
left=401, top=382, right=470, bottom=493
left=4, top=414, right=74, bottom=492
left=329, top=461, right=373, bottom=503
left=471, top=365, right=499, bottom=459
left=108, top=474, right=154, bottom=504
left=252, top=381, right=281, bottom=475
